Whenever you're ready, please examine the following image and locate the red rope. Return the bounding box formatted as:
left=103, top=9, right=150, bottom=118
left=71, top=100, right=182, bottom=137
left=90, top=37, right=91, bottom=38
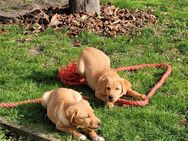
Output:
left=57, top=63, right=172, bottom=106
left=0, top=63, right=172, bottom=108
left=0, top=97, right=89, bottom=108
left=0, top=98, right=41, bottom=108
left=58, top=63, right=86, bottom=85
left=115, top=64, right=172, bottom=106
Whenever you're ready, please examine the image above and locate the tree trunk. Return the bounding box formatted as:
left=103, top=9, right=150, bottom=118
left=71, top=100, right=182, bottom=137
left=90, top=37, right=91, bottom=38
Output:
left=69, top=0, right=100, bottom=14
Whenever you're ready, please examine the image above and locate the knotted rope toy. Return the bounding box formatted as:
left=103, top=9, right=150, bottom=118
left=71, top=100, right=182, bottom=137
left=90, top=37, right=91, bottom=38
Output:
left=0, top=62, right=171, bottom=108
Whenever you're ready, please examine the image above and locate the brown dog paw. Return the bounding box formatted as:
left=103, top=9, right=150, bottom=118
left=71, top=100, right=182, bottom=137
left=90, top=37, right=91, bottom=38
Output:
left=141, top=94, right=146, bottom=99
left=106, top=102, right=114, bottom=108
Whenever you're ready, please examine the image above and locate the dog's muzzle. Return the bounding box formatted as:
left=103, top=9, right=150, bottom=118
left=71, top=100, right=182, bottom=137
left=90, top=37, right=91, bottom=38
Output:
left=108, top=95, right=114, bottom=102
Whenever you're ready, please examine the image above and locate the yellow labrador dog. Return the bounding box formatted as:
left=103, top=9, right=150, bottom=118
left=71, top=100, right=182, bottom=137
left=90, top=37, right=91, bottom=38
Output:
left=77, top=47, right=145, bottom=108
left=41, top=88, right=105, bottom=141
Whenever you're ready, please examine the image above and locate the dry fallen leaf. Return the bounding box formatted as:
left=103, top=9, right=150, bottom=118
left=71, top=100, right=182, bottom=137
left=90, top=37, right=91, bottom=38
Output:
left=72, top=40, right=81, bottom=47
left=16, top=38, right=31, bottom=43
left=0, top=28, right=6, bottom=34
left=48, top=14, right=62, bottom=27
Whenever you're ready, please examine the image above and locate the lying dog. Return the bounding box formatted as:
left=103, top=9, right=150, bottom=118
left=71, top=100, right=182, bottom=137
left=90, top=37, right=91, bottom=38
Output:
left=77, top=47, right=145, bottom=108
left=41, top=88, right=104, bottom=141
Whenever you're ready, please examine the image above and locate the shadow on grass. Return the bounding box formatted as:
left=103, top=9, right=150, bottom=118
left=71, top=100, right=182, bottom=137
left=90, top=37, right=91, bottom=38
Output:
left=26, top=70, right=105, bottom=109
left=27, top=70, right=61, bottom=86
left=15, top=104, right=54, bottom=129
left=14, top=104, right=67, bottom=137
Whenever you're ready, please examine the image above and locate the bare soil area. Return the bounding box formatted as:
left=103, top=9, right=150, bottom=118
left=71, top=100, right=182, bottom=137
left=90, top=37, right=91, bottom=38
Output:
left=0, top=0, right=68, bottom=17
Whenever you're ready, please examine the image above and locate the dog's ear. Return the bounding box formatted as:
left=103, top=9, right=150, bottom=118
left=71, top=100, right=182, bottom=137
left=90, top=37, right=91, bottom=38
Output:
left=66, top=106, right=78, bottom=124
left=120, top=79, right=132, bottom=95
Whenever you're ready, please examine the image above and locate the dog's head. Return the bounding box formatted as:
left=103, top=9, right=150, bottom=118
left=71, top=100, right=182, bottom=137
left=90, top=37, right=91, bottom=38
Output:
left=66, top=100, right=101, bottom=129
left=98, top=75, right=131, bottom=102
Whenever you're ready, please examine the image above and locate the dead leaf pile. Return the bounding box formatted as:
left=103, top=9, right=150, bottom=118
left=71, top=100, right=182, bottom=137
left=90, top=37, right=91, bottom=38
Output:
left=61, top=5, right=156, bottom=36
left=2, top=4, right=157, bottom=36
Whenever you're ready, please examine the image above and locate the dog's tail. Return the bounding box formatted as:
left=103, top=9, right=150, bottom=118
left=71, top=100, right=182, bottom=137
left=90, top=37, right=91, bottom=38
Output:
left=41, top=90, right=53, bottom=108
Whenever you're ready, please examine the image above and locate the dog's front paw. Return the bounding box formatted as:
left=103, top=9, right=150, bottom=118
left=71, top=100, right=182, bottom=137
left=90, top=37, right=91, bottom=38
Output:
left=92, top=135, right=105, bottom=141
left=141, top=94, right=146, bottom=100
left=79, top=134, right=87, bottom=140
left=106, top=102, right=114, bottom=108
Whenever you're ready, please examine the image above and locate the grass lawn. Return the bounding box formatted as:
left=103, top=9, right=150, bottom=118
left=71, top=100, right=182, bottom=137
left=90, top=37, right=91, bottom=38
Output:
left=0, top=0, right=188, bottom=140
left=0, top=126, right=25, bottom=141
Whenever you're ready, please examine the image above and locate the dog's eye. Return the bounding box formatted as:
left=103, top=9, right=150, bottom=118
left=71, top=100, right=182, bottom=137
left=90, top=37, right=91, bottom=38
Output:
left=106, top=87, right=111, bottom=90
left=116, top=88, right=120, bottom=90
left=81, top=115, right=90, bottom=119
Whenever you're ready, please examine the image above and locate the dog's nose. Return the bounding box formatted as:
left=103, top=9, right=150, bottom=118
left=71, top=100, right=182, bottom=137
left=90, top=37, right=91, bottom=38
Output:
left=97, top=122, right=101, bottom=126
left=108, top=95, right=113, bottom=100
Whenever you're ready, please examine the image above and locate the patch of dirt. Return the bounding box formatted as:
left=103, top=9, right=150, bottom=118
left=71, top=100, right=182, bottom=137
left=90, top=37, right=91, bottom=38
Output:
left=0, top=0, right=68, bottom=17
left=180, top=116, right=188, bottom=127
left=28, top=46, right=43, bottom=56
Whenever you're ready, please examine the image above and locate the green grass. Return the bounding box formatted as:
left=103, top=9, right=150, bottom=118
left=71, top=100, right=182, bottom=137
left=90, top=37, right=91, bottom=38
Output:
left=0, top=127, right=26, bottom=141
left=0, top=0, right=188, bottom=140
left=0, top=128, right=11, bottom=141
